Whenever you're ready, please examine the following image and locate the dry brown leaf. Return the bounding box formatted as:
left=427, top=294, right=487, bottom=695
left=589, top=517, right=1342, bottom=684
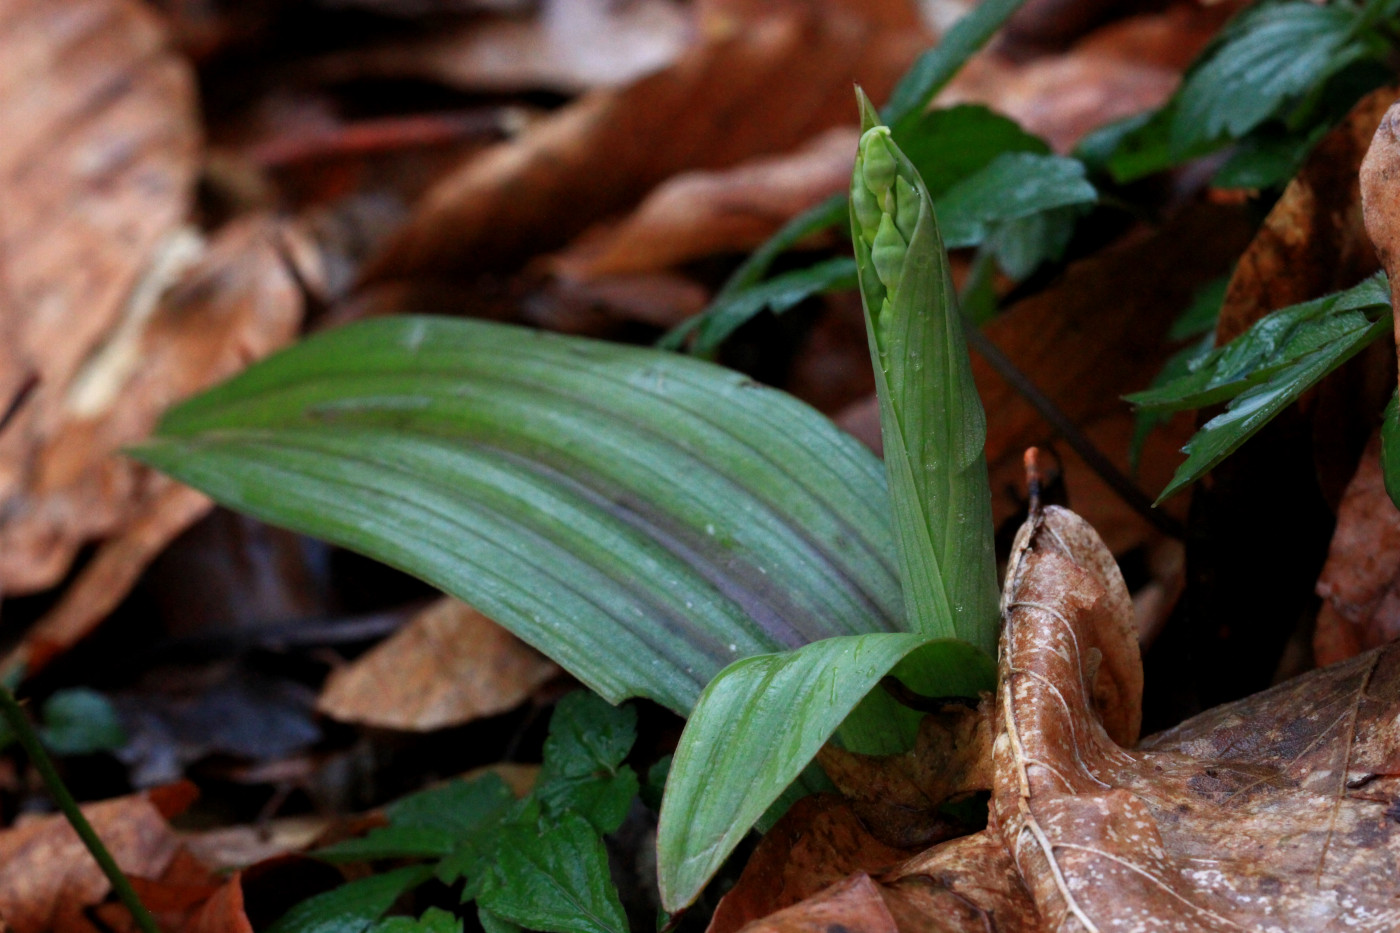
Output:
left=943, top=3, right=1233, bottom=152
left=317, top=597, right=560, bottom=731
left=816, top=704, right=993, bottom=849
left=183, top=874, right=254, bottom=933
left=0, top=0, right=200, bottom=594
left=364, top=0, right=927, bottom=282
left=1316, top=435, right=1400, bottom=666
left=3, top=216, right=304, bottom=676
left=734, top=873, right=899, bottom=933
left=552, top=127, right=856, bottom=280
left=707, top=795, right=912, bottom=933
left=307, top=0, right=696, bottom=95
left=1218, top=85, right=1395, bottom=343
left=0, top=791, right=186, bottom=933
left=757, top=505, right=1400, bottom=930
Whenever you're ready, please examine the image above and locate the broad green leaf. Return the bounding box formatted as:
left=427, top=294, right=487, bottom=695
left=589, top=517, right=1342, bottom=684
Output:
left=655, top=633, right=993, bottom=910
left=1157, top=313, right=1390, bottom=502
left=39, top=688, right=126, bottom=756
left=267, top=866, right=434, bottom=933
left=475, top=810, right=628, bottom=933
left=883, top=0, right=1029, bottom=129
left=134, top=317, right=905, bottom=715
left=535, top=693, right=639, bottom=833
left=1170, top=2, right=1366, bottom=153
left=1382, top=391, right=1400, bottom=512
left=849, top=107, right=1000, bottom=650
left=370, top=908, right=462, bottom=933
left=935, top=153, right=1097, bottom=249
left=314, top=825, right=458, bottom=863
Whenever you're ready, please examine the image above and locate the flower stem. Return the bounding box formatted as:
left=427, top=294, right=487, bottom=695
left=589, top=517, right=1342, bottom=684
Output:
left=0, top=686, right=160, bottom=933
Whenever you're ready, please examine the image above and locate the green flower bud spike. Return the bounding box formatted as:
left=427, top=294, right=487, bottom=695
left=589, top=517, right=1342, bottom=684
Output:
left=848, top=85, right=1000, bottom=657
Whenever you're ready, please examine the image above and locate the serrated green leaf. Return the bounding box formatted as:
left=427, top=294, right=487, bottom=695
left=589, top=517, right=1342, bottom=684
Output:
left=314, top=825, right=458, bottom=863
left=655, top=633, right=993, bottom=911
left=850, top=116, right=1000, bottom=649
left=38, top=688, right=126, bottom=756
left=536, top=693, right=639, bottom=833
left=934, top=153, right=1097, bottom=249
left=1171, top=2, right=1366, bottom=154
left=985, top=205, right=1083, bottom=280
left=267, top=866, right=434, bottom=933
left=1128, top=275, right=1390, bottom=413
left=883, top=0, right=1030, bottom=129
left=1382, top=391, right=1400, bottom=512
left=1158, top=311, right=1390, bottom=502
left=476, top=810, right=628, bottom=933
left=476, top=907, right=520, bottom=933
left=133, top=317, right=905, bottom=716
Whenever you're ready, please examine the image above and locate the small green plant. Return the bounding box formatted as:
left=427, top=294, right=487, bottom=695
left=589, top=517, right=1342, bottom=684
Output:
left=270, top=692, right=639, bottom=933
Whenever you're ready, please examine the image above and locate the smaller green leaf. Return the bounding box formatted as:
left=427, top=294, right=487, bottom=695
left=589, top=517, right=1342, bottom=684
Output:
left=984, top=205, right=1083, bottom=280
left=1213, top=125, right=1329, bottom=189
left=314, top=826, right=458, bottom=863
left=476, top=810, right=628, bottom=933
left=655, top=633, right=993, bottom=911
left=370, top=908, right=462, bottom=933
left=883, top=0, right=1030, bottom=129
left=267, top=866, right=434, bottom=933
left=39, top=689, right=126, bottom=756
left=1382, top=391, right=1400, bottom=512
left=934, top=153, right=1097, bottom=249
left=388, top=774, right=516, bottom=836
left=1128, top=275, right=1390, bottom=413
left=535, top=693, right=639, bottom=834
left=682, top=258, right=856, bottom=355
left=1157, top=314, right=1390, bottom=502
left=1170, top=2, right=1366, bottom=153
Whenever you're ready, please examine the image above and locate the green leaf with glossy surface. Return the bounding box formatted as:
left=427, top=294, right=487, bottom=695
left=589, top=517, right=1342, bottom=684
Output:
left=1128, top=274, right=1389, bottom=413
left=134, top=317, right=904, bottom=715
left=1156, top=298, right=1391, bottom=503
left=267, top=866, right=434, bottom=933
left=683, top=257, right=856, bottom=355
left=1170, top=2, right=1366, bottom=154
left=850, top=113, right=1000, bottom=650
left=655, top=633, right=993, bottom=910
left=935, top=153, right=1097, bottom=249
left=475, top=810, right=628, bottom=933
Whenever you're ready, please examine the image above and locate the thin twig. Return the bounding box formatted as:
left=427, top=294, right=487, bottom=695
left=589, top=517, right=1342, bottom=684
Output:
left=0, top=688, right=161, bottom=933
left=962, top=322, right=1187, bottom=540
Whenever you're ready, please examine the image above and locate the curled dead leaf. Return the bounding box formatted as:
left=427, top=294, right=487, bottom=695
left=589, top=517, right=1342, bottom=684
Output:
left=754, top=504, right=1400, bottom=930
